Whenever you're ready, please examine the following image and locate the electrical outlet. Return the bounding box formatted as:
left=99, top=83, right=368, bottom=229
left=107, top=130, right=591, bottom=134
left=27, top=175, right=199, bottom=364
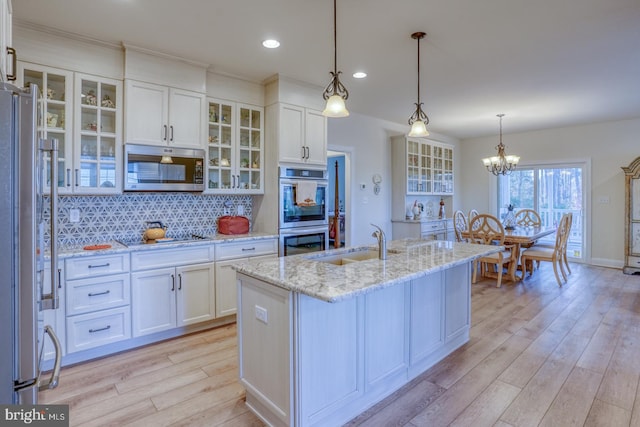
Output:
left=237, top=205, right=244, bottom=215
left=69, top=209, right=80, bottom=223
left=255, top=305, right=268, bottom=324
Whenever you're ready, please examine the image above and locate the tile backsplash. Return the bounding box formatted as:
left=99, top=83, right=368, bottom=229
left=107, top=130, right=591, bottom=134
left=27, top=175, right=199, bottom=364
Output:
left=46, top=193, right=252, bottom=247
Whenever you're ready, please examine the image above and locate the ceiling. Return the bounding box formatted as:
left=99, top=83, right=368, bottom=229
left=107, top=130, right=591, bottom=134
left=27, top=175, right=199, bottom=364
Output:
left=12, top=0, right=640, bottom=139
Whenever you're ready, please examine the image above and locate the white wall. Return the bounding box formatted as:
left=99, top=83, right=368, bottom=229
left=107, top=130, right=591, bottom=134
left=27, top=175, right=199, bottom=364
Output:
left=459, top=117, right=640, bottom=268
left=329, top=113, right=460, bottom=246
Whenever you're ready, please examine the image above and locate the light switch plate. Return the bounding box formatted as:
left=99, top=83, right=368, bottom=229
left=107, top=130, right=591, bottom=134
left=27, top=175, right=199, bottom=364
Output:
left=255, top=305, right=268, bottom=324
left=69, top=209, right=80, bottom=222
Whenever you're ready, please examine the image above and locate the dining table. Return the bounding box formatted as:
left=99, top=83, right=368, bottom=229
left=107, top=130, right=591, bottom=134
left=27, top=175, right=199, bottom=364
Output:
left=463, top=225, right=556, bottom=282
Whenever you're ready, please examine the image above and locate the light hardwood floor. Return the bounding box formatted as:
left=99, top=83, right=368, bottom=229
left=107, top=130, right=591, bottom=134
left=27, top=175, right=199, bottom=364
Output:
left=40, top=263, right=640, bottom=427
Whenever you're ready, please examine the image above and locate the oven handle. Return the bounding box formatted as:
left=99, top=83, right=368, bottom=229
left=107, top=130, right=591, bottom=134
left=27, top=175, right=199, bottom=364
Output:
left=279, top=178, right=328, bottom=186
left=279, top=226, right=329, bottom=236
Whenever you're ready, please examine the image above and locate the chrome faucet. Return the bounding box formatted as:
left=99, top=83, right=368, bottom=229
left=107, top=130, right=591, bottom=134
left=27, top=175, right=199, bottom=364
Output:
left=371, top=224, right=387, bottom=260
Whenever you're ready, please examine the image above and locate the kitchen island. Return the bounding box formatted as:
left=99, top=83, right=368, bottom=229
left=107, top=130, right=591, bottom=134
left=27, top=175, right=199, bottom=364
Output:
left=233, top=239, right=501, bottom=427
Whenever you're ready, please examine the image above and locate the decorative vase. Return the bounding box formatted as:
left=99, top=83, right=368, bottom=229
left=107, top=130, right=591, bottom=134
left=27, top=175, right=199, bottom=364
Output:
left=438, top=198, right=445, bottom=219
left=503, top=205, right=516, bottom=229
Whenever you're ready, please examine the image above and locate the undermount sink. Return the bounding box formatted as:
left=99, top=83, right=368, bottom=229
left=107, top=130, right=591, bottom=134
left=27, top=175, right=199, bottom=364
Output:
left=310, top=248, right=398, bottom=266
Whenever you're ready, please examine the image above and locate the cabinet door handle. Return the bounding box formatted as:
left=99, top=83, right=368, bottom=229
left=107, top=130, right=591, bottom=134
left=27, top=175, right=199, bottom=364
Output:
left=241, top=247, right=256, bottom=252
left=301, top=146, right=305, bottom=160
left=237, top=175, right=240, bottom=189
left=171, top=274, right=175, bottom=291
left=231, top=175, right=235, bottom=188
left=66, top=168, right=71, bottom=187
left=163, top=125, right=168, bottom=141
left=6, top=47, right=17, bottom=81
left=178, top=273, right=182, bottom=290
left=88, top=290, right=110, bottom=297
left=88, top=263, right=110, bottom=269
left=304, top=146, right=309, bottom=159
left=57, top=269, right=62, bottom=289
left=75, top=169, right=79, bottom=186
left=170, top=125, right=174, bottom=142
left=89, top=325, right=111, bottom=333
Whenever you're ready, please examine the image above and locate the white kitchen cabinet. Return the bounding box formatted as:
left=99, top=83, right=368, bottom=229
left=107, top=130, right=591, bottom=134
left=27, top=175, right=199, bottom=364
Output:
left=0, top=0, right=13, bottom=82
left=131, top=262, right=215, bottom=337
left=41, top=260, right=66, bottom=362
left=391, top=135, right=454, bottom=196
left=124, top=79, right=205, bottom=149
left=17, top=62, right=74, bottom=193
left=73, top=73, right=122, bottom=193
left=64, top=253, right=131, bottom=354
left=277, top=104, right=327, bottom=167
left=392, top=218, right=450, bottom=241
left=206, top=99, right=264, bottom=193
left=215, top=238, right=278, bottom=317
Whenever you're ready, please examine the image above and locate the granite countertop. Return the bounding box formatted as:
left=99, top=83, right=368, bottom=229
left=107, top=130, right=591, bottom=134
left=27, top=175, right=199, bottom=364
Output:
left=233, top=239, right=501, bottom=303
left=55, top=231, right=279, bottom=259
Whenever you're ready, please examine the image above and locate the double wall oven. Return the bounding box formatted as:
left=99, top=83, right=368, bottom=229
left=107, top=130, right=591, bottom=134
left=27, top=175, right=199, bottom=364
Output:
left=279, top=167, right=329, bottom=256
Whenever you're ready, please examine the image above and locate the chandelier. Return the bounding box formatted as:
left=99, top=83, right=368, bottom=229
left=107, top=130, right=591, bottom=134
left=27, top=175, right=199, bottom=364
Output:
left=322, top=0, right=349, bottom=118
left=482, top=114, right=520, bottom=175
left=408, top=32, right=429, bottom=137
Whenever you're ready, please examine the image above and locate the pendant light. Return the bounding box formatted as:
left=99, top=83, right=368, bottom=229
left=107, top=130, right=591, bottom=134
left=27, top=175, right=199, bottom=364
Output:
left=322, top=0, right=349, bottom=118
left=408, top=32, right=429, bottom=137
left=482, top=114, right=520, bottom=175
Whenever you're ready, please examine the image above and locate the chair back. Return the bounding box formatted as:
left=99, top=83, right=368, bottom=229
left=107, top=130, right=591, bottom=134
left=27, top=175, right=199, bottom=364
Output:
left=453, top=210, right=468, bottom=242
left=515, top=209, right=541, bottom=227
left=553, top=213, right=571, bottom=255
left=468, top=209, right=480, bottom=231
left=468, top=214, right=505, bottom=246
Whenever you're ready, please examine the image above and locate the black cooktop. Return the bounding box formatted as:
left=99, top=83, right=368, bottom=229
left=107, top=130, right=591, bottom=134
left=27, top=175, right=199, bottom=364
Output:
left=116, top=234, right=210, bottom=247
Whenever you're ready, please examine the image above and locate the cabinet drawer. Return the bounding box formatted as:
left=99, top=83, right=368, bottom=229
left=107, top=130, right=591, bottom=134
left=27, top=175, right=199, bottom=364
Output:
left=627, top=256, right=640, bottom=267
left=421, top=221, right=446, bottom=233
left=66, top=273, right=130, bottom=316
left=215, top=238, right=278, bottom=261
left=131, top=245, right=213, bottom=271
left=66, top=306, right=131, bottom=353
left=65, top=254, right=130, bottom=280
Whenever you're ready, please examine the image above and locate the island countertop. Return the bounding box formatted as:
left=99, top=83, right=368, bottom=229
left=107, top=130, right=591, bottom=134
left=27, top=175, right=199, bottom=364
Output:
left=233, top=239, right=501, bottom=303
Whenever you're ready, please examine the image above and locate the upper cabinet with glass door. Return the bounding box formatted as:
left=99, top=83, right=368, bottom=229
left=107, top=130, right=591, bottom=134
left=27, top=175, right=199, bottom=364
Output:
left=392, top=136, right=454, bottom=196
left=74, top=73, right=122, bottom=193
left=206, top=98, right=263, bottom=194
left=18, top=62, right=73, bottom=193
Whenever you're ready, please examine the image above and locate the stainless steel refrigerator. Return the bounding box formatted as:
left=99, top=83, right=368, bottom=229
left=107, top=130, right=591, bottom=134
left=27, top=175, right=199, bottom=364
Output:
left=0, top=82, right=62, bottom=404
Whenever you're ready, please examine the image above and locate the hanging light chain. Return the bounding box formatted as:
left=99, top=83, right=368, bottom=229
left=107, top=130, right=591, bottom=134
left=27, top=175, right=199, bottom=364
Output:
left=322, top=0, right=348, bottom=101
left=408, top=32, right=429, bottom=127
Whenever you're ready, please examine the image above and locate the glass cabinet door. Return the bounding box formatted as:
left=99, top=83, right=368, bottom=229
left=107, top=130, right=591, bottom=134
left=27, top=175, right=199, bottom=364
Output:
left=237, top=105, right=263, bottom=192
left=75, top=74, right=121, bottom=193
left=18, top=63, right=73, bottom=193
left=207, top=100, right=234, bottom=190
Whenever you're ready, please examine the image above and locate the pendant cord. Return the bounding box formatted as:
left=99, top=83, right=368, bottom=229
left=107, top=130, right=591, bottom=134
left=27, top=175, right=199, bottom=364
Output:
left=416, top=35, right=420, bottom=104
left=333, top=0, right=337, bottom=74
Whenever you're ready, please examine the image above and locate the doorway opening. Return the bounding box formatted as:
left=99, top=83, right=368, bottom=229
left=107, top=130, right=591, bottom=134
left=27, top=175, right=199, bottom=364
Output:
left=327, top=148, right=351, bottom=248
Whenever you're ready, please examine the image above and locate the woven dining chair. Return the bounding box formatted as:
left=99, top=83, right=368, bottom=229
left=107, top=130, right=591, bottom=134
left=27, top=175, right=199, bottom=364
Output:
left=468, top=214, right=517, bottom=287
left=520, top=213, right=570, bottom=286
left=453, top=210, right=468, bottom=242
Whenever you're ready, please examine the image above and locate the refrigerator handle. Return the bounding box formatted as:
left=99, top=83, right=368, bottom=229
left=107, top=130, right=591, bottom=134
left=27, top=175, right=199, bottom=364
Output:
left=38, top=325, right=62, bottom=391
left=14, top=325, right=61, bottom=393
left=40, top=138, right=59, bottom=310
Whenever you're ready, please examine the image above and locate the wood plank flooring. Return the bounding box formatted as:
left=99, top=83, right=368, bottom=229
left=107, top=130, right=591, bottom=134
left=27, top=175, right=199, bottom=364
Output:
left=40, top=263, right=640, bottom=426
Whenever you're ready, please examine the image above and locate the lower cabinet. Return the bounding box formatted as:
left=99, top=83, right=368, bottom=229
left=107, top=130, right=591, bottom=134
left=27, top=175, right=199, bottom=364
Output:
left=215, top=238, right=278, bottom=317
left=392, top=219, right=450, bottom=240
left=131, top=262, right=215, bottom=337
left=64, top=254, right=131, bottom=354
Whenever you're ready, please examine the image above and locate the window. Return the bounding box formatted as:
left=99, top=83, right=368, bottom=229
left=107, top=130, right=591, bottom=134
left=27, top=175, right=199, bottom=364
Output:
left=498, top=164, right=585, bottom=261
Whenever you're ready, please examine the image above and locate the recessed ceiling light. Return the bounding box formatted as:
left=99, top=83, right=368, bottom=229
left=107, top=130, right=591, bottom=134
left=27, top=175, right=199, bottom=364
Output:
left=353, top=71, right=367, bottom=79
left=262, top=39, right=280, bottom=49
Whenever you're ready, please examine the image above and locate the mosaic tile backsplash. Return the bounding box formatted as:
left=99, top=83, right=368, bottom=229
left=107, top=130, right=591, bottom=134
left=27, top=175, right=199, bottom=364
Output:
left=45, top=193, right=253, bottom=247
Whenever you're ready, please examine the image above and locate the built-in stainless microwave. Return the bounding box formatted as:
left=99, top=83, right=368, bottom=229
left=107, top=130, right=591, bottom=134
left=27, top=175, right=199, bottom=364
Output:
left=124, top=144, right=205, bottom=191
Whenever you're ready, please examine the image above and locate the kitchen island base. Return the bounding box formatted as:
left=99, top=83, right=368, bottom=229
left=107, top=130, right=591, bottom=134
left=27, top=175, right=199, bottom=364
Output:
left=237, top=263, right=471, bottom=427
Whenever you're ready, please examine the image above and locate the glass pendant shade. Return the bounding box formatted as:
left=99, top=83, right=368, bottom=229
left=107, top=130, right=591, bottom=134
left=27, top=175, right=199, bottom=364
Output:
left=160, top=155, right=173, bottom=164
left=322, top=94, right=349, bottom=118
left=408, top=119, right=429, bottom=137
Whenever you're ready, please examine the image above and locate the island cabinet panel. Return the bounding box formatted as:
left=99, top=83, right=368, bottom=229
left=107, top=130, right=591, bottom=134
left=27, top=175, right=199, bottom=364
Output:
left=364, top=284, right=409, bottom=390
left=445, top=264, right=471, bottom=342
left=237, top=262, right=473, bottom=427
left=410, top=272, right=444, bottom=365
left=238, top=276, right=293, bottom=427
left=297, top=293, right=360, bottom=425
